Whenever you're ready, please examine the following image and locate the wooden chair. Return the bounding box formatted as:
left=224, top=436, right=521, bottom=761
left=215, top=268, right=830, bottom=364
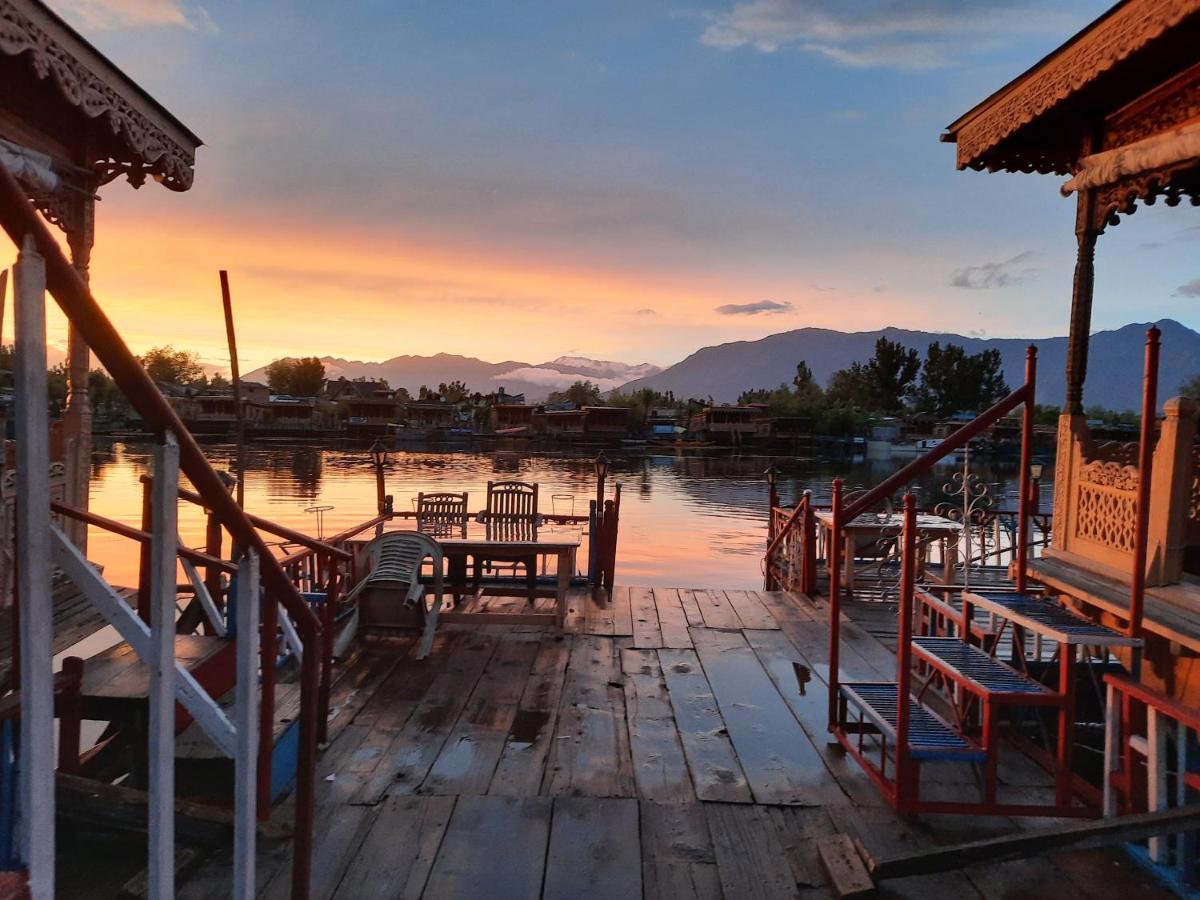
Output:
left=346, top=532, right=444, bottom=658
left=417, top=491, right=468, bottom=538
left=474, top=480, right=541, bottom=602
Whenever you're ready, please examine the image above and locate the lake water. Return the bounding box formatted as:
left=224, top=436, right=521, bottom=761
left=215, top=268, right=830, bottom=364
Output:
left=87, top=440, right=1040, bottom=591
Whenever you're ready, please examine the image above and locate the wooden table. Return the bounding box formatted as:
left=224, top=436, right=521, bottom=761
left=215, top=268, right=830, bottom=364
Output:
left=389, top=525, right=582, bottom=628
left=815, top=511, right=962, bottom=594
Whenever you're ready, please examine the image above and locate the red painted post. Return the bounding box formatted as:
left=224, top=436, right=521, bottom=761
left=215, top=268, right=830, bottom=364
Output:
left=802, top=491, right=817, bottom=595
left=1016, top=345, right=1038, bottom=593
left=138, top=477, right=153, bottom=621
left=203, top=511, right=223, bottom=635
left=894, top=494, right=917, bottom=814
left=827, top=478, right=844, bottom=730
left=1129, top=326, right=1160, bottom=640
left=57, top=656, right=84, bottom=774
left=317, top=568, right=338, bottom=745
left=257, top=589, right=276, bottom=820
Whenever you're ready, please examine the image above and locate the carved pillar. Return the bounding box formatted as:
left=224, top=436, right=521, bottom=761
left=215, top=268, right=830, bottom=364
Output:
left=63, top=194, right=95, bottom=550
left=1147, top=396, right=1197, bottom=586
left=1065, top=189, right=1098, bottom=416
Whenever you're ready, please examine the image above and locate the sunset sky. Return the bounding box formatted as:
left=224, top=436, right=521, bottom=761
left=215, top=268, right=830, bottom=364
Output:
left=26, top=0, right=1200, bottom=373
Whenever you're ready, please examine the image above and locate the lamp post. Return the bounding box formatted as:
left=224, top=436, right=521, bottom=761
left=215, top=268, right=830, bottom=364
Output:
left=370, top=440, right=388, bottom=515
left=594, top=450, right=610, bottom=512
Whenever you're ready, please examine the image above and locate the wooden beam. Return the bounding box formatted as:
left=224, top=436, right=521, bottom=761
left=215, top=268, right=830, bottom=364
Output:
left=14, top=234, right=54, bottom=899
left=233, top=550, right=260, bottom=900
left=869, top=805, right=1200, bottom=881
left=817, top=834, right=874, bottom=898
left=148, top=432, right=180, bottom=899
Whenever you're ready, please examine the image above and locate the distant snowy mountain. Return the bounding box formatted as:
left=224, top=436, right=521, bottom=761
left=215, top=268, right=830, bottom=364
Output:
left=244, top=353, right=660, bottom=401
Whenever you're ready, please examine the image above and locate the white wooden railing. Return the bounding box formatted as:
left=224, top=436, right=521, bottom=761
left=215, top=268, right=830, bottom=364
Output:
left=11, top=237, right=260, bottom=898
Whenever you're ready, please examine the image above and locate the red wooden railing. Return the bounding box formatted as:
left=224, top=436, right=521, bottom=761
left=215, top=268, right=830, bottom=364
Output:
left=0, top=163, right=324, bottom=897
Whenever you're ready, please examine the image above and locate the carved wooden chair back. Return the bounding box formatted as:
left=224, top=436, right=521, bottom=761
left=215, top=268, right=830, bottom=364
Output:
left=417, top=491, right=469, bottom=538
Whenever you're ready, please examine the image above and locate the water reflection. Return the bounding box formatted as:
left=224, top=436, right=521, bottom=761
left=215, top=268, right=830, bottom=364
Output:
left=88, top=440, right=1040, bottom=592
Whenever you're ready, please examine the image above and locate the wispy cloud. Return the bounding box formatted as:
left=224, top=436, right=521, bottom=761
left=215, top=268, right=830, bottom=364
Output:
left=1176, top=279, right=1200, bottom=298
left=950, top=251, right=1039, bottom=290
left=699, top=0, right=1060, bottom=70
left=52, top=0, right=216, bottom=32
left=634, top=308, right=658, bottom=316
left=715, top=299, right=794, bottom=315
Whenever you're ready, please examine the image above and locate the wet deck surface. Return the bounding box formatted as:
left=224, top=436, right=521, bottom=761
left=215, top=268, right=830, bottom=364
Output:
left=180, top=586, right=1168, bottom=899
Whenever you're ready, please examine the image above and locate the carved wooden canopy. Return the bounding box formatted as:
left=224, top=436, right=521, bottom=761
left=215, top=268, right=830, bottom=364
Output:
left=942, top=0, right=1200, bottom=232
left=0, top=0, right=201, bottom=192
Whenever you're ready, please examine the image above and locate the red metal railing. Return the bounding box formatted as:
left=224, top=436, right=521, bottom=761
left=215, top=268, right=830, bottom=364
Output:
left=0, top=164, right=323, bottom=897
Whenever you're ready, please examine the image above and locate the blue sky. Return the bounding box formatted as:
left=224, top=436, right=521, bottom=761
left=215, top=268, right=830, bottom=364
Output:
left=36, top=0, right=1200, bottom=369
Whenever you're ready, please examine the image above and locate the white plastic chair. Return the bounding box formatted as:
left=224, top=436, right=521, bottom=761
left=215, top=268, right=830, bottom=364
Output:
left=346, top=531, right=445, bottom=658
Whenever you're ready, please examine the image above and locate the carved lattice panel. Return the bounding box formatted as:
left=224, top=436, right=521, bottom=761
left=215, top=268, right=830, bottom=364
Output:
left=1074, top=482, right=1138, bottom=553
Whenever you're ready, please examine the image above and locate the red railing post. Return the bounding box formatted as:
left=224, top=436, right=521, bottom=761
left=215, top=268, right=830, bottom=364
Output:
left=138, top=477, right=153, bottom=622
left=56, top=656, right=84, bottom=775
left=827, top=478, right=844, bottom=730
left=1016, top=345, right=1037, bottom=593
left=257, top=588, right=276, bottom=821
left=802, top=491, right=817, bottom=595
left=203, top=510, right=223, bottom=635
left=1130, top=325, right=1160, bottom=641
left=894, top=494, right=917, bottom=814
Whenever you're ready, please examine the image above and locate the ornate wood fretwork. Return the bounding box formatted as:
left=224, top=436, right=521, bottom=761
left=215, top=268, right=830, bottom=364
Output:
left=0, top=0, right=196, bottom=190
left=1089, top=161, right=1200, bottom=233
left=951, top=0, right=1200, bottom=173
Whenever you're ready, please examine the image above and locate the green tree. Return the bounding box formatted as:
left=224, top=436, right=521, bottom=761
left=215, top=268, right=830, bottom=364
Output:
left=1181, top=374, right=1200, bottom=402
left=915, top=343, right=1009, bottom=416
left=864, top=337, right=920, bottom=412
left=140, top=345, right=204, bottom=386
left=438, top=380, right=471, bottom=404
left=825, top=362, right=874, bottom=409
left=264, top=357, right=326, bottom=396
left=548, top=380, right=603, bottom=407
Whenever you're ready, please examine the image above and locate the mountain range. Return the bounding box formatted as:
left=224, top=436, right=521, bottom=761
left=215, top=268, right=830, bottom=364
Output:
left=243, top=320, right=1200, bottom=411
left=619, top=320, right=1200, bottom=412
left=244, top=354, right=661, bottom=401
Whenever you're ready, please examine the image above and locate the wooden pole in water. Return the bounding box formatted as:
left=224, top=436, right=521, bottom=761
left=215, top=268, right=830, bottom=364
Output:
left=220, top=270, right=246, bottom=507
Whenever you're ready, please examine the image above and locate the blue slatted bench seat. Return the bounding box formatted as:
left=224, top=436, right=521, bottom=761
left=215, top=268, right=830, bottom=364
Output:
left=912, top=636, right=1056, bottom=698
left=839, top=682, right=986, bottom=762
left=963, top=591, right=1142, bottom=648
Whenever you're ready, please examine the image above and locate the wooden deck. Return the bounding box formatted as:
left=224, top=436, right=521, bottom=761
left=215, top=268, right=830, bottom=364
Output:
left=176, top=586, right=1170, bottom=900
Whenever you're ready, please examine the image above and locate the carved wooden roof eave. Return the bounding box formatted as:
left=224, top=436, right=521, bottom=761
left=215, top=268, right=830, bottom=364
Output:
left=1088, top=157, right=1200, bottom=234
left=0, top=0, right=200, bottom=192
left=943, top=0, right=1200, bottom=173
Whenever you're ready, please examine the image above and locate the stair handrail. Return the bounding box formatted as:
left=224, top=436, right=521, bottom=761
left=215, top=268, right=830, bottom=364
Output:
left=0, top=164, right=321, bottom=899
left=764, top=346, right=1038, bottom=574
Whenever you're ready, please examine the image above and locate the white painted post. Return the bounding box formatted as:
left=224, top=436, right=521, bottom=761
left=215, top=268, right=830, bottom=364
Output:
left=233, top=550, right=260, bottom=900
left=13, top=235, right=54, bottom=899
left=1103, top=681, right=1119, bottom=817
left=148, top=431, right=180, bottom=898
left=1148, top=708, right=1169, bottom=862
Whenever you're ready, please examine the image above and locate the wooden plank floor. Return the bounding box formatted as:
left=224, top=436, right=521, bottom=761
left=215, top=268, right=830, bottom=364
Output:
left=181, top=586, right=1170, bottom=900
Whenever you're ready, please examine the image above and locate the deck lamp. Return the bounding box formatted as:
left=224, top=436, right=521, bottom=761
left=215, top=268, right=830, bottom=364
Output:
left=764, top=464, right=780, bottom=510
left=1029, top=460, right=1044, bottom=481
left=594, top=450, right=610, bottom=510
left=370, top=440, right=389, bottom=513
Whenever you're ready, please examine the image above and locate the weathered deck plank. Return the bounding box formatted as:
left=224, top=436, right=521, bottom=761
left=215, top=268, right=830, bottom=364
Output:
left=653, top=588, right=694, bottom=649
left=489, top=635, right=573, bottom=797
left=542, top=797, right=642, bottom=900
left=724, top=589, right=781, bottom=631
left=543, top=634, right=635, bottom=798
left=330, top=795, right=456, bottom=898
left=420, top=633, right=540, bottom=795
left=351, top=629, right=499, bottom=804
left=687, top=588, right=741, bottom=630
left=621, top=648, right=694, bottom=803
left=658, top=648, right=752, bottom=804
left=610, top=585, right=635, bottom=636
left=421, top=795, right=552, bottom=898
left=640, top=801, right=723, bottom=900
left=705, top=802, right=834, bottom=899
left=631, top=586, right=665, bottom=648
left=691, top=626, right=845, bottom=807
